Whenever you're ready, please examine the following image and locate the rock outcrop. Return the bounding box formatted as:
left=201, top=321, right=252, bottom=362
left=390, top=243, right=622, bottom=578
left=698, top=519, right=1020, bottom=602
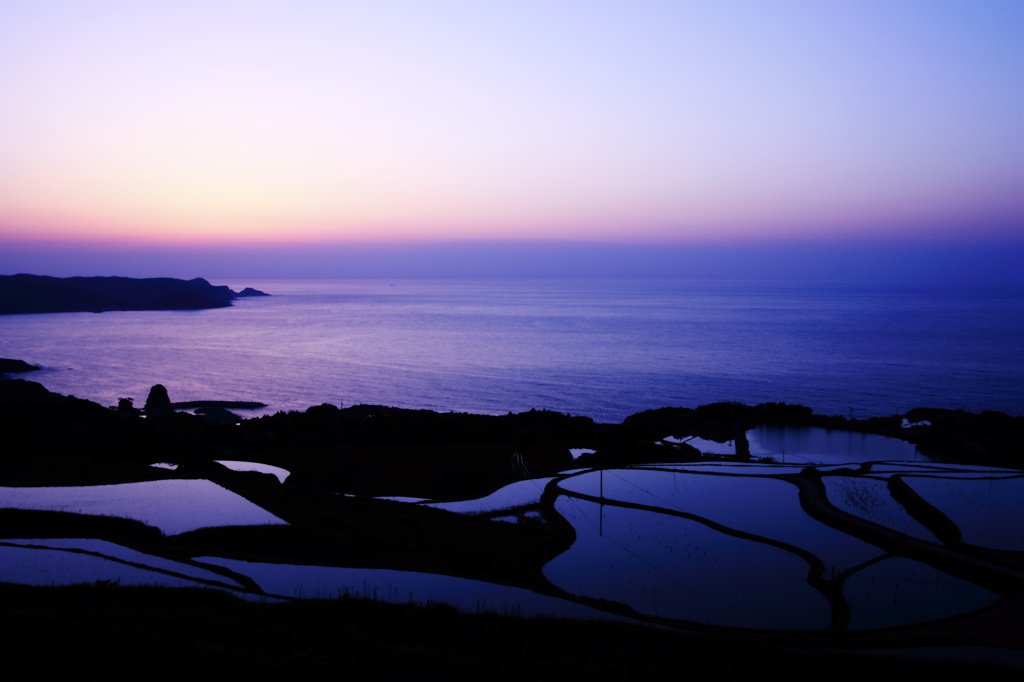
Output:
left=143, top=384, right=173, bottom=417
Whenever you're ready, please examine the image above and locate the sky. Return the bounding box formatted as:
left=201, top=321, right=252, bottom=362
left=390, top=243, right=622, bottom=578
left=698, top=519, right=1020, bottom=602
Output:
left=0, top=1, right=1022, bottom=281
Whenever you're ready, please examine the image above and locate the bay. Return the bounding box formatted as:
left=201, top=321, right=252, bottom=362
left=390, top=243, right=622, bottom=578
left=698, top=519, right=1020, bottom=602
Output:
left=1, top=279, right=1021, bottom=422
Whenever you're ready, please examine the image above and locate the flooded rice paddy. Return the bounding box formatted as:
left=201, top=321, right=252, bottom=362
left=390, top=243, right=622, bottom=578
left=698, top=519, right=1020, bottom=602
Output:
left=543, top=463, right=1015, bottom=631
left=0, top=479, right=286, bottom=534
left=2, top=427, right=1022, bottom=651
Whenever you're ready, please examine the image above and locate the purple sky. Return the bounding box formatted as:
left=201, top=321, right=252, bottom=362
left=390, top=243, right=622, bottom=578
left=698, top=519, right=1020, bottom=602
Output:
left=1, top=1, right=1021, bottom=281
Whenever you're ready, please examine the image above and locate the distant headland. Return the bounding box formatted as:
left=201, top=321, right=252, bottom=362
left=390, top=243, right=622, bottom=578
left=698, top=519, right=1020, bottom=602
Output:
left=0, top=274, right=269, bottom=315
left=0, top=358, right=40, bottom=375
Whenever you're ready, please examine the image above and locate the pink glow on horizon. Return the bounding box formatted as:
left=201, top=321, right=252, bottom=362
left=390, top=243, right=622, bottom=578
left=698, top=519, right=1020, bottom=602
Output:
left=2, top=192, right=1020, bottom=249
left=0, top=2, right=1021, bottom=251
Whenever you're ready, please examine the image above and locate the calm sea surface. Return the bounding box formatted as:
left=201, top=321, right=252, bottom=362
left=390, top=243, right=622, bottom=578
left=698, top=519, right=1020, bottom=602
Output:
left=1, top=279, right=1021, bottom=422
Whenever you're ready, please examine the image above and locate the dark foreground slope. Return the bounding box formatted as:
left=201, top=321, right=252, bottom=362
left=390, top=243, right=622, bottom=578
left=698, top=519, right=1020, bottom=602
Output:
left=3, top=582, right=1009, bottom=681
left=0, top=274, right=267, bottom=314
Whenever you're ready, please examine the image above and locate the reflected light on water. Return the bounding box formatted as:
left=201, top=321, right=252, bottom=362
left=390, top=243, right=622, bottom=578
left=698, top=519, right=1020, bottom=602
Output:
left=0, top=480, right=287, bottom=535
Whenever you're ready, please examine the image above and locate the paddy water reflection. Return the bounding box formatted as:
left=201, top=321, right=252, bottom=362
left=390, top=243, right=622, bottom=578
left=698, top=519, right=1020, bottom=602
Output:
left=0, top=480, right=287, bottom=534
left=544, top=462, right=1017, bottom=632
left=746, top=425, right=924, bottom=464
left=1, top=452, right=1019, bottom=642
left=823, top=477, right=938, bottom=541
left=0, top=539, right=243, bottom=589
left=215, top=460, right=291, bottom=483
left=903, top=476, right=1024, bottom=549
left=678, top=426, right=927, bottom=464
left=544, top=497, right=830, bottom=629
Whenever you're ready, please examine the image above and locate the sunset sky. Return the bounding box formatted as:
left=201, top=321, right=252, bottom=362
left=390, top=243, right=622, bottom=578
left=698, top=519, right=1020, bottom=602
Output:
left=1, top=1, right=1021, bottom=279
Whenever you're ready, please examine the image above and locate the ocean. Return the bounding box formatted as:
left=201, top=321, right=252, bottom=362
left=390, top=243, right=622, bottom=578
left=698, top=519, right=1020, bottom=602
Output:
left=1, top=278, right=1021, bottom=422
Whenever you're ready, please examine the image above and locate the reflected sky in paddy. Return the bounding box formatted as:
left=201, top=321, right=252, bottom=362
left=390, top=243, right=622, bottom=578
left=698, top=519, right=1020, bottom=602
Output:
left=0, top=480, right=287, bottom=535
